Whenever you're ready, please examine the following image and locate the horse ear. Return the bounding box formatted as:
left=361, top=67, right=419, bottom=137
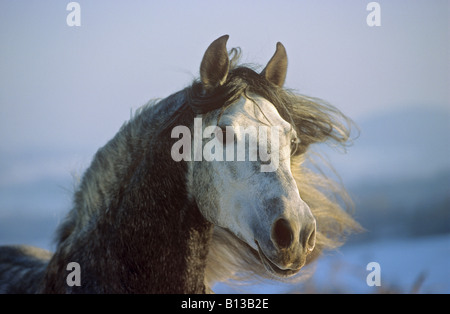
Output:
left=261, top=42, right=288, bottom=87
left=200, top=35, right=230, bottom=92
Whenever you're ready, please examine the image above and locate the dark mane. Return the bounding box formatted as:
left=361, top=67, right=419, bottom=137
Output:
left=0, top=42, right=360, bottom=293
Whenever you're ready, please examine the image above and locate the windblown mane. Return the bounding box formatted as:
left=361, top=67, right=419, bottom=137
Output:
left=55, top=48, right=360, bottom=289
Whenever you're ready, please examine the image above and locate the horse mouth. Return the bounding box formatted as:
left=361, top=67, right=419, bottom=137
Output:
left=255, top=241, right=301, bottom=278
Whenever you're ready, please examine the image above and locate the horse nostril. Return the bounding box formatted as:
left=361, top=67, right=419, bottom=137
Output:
left=272, top=218, right=294, bottom=249
left=301, top=223, right=316, bottom=252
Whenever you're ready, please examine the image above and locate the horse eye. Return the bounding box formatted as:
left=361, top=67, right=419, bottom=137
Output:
left=290, top=137, right=300, bottom=154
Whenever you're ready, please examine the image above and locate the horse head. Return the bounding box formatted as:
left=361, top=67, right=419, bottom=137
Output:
left=186, top=35, right=317, bottom=277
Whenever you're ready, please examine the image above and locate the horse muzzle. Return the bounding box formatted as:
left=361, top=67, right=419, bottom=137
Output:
left=255, top=216, right=316, bottom=277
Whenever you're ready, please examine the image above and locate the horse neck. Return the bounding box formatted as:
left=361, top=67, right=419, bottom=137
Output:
left=45, top=91, right=213, bottom=293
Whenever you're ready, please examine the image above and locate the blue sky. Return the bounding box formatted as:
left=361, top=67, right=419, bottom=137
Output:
left=0, top=0, right=449, bottom=185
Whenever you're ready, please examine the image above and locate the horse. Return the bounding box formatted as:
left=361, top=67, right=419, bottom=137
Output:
left=0, top=35, right=359, bottom=293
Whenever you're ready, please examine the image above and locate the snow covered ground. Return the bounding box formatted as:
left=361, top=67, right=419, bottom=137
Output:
left=213, top=233, right=450, bottom=294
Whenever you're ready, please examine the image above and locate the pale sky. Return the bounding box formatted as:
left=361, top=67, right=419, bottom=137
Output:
left=0, top=0, right=449, bottom=186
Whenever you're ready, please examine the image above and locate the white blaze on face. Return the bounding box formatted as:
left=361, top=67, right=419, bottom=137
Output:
left=193, top=94, right=303, bottom=250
